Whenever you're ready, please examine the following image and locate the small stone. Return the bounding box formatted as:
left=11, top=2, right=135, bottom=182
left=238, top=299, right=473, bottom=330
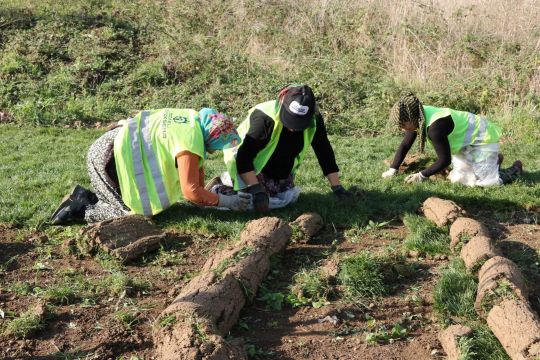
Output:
left=33, top=302, right=48, bottom=318
left=431, top=349, right=440, bottom=356
left=318, top=315, right=339, bottom=326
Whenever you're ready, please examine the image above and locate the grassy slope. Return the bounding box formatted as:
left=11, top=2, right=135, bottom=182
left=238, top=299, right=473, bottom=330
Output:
left=1, top=124, right=538, bottom=236
left=1, top=0, right=539, bottom=140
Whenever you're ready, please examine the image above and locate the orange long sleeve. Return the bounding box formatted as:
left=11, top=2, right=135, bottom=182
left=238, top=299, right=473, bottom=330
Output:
left=176, top=151, right=219, bottom=206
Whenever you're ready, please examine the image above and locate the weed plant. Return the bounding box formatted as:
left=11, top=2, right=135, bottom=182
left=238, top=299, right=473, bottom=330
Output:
left=403, top=213, right=450, bottom=256
left=3, top=310, right=43, bottom=339
left=288, top=268, right=332, bottom=308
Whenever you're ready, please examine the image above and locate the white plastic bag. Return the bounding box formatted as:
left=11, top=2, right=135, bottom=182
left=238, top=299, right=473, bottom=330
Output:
left=447, top=144, right=501, bottom=187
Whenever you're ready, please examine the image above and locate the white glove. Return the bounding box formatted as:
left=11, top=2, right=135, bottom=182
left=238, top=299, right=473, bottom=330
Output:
left=218, top=193, right=251, bottom=211
left=382, top=168, right=398, bottom=178
left=404, top=172, right=427, bottom=183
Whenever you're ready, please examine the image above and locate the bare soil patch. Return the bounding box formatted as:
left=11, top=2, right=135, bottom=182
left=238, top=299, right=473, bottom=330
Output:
left=1, top=220, right=539, bottom=359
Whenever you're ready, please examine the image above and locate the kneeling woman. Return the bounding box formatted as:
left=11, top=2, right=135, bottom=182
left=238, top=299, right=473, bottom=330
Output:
left=51, top=108, right=248, bottom=225
left=382, top=93, right=522, bottom=186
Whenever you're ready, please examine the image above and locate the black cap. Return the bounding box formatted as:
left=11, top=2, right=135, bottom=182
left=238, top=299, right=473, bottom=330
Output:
left=279, top=85, right=316, bottom=131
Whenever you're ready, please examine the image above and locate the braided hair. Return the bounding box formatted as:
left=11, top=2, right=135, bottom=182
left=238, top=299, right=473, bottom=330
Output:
left=390, top=92, right=427, bottom=153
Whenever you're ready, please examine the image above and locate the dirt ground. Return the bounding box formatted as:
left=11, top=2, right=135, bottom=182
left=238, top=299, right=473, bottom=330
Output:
left=0, top=219, right=538, bottom=360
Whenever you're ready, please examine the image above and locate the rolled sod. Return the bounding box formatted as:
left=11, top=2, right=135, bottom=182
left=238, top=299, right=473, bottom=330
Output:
left=291, top=212, right=324, bottom=241
left=449, top=217, right=489, bottom=253
left=438, top=324, right=473, bottom=360
left=153, top=216, right=292, bottom=360
left=422, top=197, right=463, bottom=227
left=460, top=235, right=499, bottom=273
left=475, top=256, right=528, bottom=316
left=487, top=299, right=540, bottom=359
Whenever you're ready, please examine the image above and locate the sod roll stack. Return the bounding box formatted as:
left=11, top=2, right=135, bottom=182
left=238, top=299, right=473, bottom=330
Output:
left=423, top=197, right=539, bottom=360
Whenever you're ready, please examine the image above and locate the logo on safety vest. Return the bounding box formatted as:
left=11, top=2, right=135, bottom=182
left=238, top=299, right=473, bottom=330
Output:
left=172, top=115, right=188, bottom=124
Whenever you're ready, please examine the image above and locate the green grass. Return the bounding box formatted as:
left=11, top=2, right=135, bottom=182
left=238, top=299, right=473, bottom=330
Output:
left=403, top=213, right=450, bottom=256
left=1, top=125, right=538, bottom=237
left=1, top=0, right=539, bottom=143
left=433, top=259, right=478, bottom=322
left=114, top=309, right=139, bottom=330
left=458, top=324, right=510, bottom=360
left=338, top=251, right=389, bottom=299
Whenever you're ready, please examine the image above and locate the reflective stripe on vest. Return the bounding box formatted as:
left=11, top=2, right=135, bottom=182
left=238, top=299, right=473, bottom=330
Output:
left=127, top=111, right=170, bottom=216
left=423, top=105, right=501, bottom=154
left=464, top=113, right=489, bottom=146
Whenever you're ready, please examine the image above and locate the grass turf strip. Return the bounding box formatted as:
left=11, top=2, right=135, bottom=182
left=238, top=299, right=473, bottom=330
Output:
left=1, top=125, right=538, bottom=234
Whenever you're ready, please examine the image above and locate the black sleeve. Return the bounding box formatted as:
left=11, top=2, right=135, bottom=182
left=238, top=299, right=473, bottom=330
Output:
left=390, top=131, right=417, bottom=169
left=311, top=112, right=339, bottom=176
left=420, top=116, right=454, bottom=177
left=235, top=109, right=274, bottom=174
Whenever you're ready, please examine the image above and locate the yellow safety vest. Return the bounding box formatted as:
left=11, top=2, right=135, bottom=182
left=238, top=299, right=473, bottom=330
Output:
left=423, top=106, right=502, bottom=154
left=223, top=100, right=317, bottom=190
left=114, top=109, right=205, bottom=216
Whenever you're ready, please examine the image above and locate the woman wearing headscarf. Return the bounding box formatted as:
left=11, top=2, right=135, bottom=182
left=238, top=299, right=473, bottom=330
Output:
left=382, top=93, right=523, bottom=186
left=213, top=84, right=353, bottom=212
left=50, top=108, right=248, bottom=225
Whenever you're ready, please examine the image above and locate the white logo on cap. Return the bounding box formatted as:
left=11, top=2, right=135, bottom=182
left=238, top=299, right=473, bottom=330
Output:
left=289, top=101, right=309, bottom=116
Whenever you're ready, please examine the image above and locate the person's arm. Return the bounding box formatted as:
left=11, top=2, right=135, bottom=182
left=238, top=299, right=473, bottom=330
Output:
left=176, top=151, right=219, bottom=206
left=310, top=112, right=340, bottom=187
left=236, top=109, right=273, bottom=186
left=420, top=116, right=453, bottom=177
left=390, top=131, right=417, bottom=170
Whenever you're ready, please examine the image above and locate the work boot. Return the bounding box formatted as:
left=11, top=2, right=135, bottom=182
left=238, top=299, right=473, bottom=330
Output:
left=50, top=185, right=96, bottom=225
left=204, top=176, right=223, bottom=192
left=512, top=160, right=523, bottom=177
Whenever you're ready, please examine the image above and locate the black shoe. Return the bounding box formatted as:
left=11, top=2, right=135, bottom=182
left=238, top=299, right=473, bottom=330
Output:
left=70, top=184, right=98, bottom=205
left=50, top=185, right=95, bottom=225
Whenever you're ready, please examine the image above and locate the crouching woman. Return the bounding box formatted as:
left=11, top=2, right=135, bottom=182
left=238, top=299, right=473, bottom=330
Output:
left=51, top=108, right=249, bottom=225
left=382, top=93, right=522, bottom=186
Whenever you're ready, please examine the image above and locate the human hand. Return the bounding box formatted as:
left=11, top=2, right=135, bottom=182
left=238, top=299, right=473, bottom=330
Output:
left=382, top=168, right=398, bottom=178
left=331, top=185, right=355, bottom=201
left=404, top=172, right=427, bottom=183
left=218, top=193, right=251, bottom=211
left=245, top=183, right=270, bottom=212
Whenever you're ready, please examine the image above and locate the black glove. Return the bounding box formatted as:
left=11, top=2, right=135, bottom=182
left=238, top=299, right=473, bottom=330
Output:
left=246, top=183, right=270, bottom=212
left=331, top=185, right=354, bottom=201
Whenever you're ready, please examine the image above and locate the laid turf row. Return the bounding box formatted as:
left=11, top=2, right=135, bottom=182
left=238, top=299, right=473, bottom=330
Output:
left=422, top=197, right=540, bottom=360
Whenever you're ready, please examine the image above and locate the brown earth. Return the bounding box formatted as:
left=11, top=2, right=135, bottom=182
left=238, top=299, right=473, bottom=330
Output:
left=421, top=197, right=463, bottom=227
left=1, top=221, right=539, bottom=360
